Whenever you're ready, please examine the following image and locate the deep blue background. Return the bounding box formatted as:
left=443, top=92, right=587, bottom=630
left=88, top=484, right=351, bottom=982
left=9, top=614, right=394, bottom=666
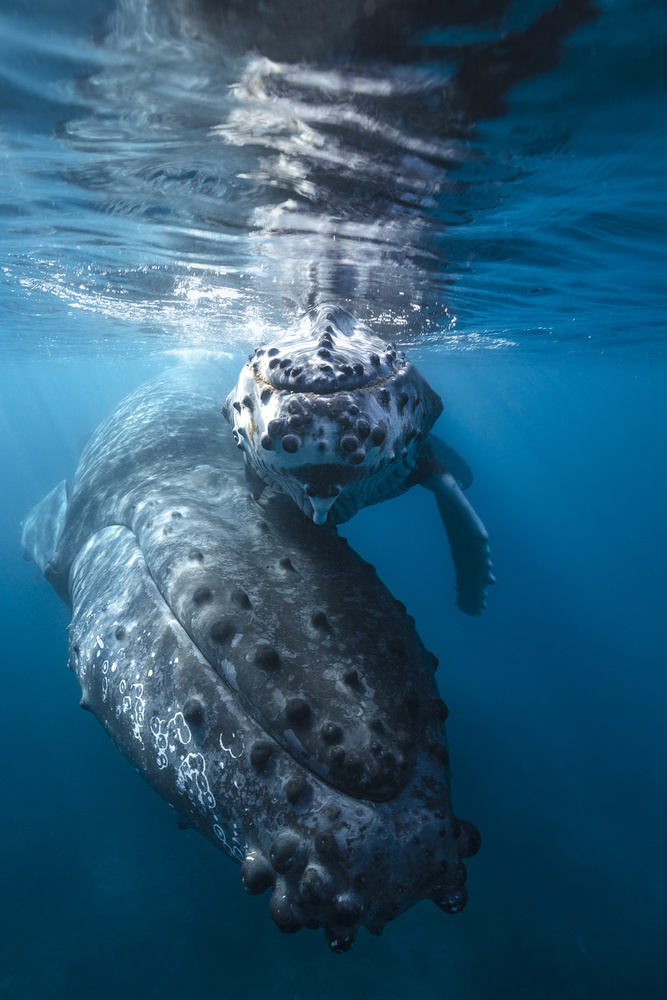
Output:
left=1, top=0, right=666, bottom=996
left=2, top=355, right=666, bottom=998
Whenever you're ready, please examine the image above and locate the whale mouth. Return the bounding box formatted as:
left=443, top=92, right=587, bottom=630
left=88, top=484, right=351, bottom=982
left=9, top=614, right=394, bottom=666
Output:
left=224, top=305, right=443, bottom=524
left=308, top=496, right=338, bottom=524
left=304, top=483, right=341, bottom=524
left=271, top=463, right=362, bottom=526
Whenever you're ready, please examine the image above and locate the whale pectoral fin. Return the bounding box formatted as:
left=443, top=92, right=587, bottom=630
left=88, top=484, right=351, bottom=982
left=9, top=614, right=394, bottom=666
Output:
left=427, top=434, right=474, bottom=491
left=21, top=479, right=69, bottom=573
left=412, top=439, right=493, bottom=614
left=424, top=471, right=495, bottom=615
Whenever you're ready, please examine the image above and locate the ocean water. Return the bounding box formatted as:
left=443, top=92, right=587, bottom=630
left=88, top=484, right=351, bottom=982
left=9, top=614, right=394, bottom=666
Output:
left=1, top=1, right=666, bottom=998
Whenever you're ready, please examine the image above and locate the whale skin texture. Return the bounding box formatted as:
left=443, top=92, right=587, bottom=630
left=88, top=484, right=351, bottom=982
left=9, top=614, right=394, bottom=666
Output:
left=21, top=364, right=480, bottom=952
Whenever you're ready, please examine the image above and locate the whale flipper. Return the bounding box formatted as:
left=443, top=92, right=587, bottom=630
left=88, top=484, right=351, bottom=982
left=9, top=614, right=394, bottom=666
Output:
left=412, top=436, right=494, bottom=616
left=427, top=472, right=495, bottom=616
left=21, top=480, right=69, bottom=574
left=426, top=435, right=474, bottom=492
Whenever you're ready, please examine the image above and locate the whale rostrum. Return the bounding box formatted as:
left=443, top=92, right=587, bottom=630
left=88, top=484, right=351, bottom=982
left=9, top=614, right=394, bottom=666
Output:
left=22, top=363, right=480, bottom=951
left=224, top=305, right=495, bottom=615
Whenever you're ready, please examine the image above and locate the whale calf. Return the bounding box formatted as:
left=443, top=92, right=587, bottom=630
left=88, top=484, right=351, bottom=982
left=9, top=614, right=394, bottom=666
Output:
left=22, top=364, right=480, bottom=951
left=225, top=305, right=494, bottom=614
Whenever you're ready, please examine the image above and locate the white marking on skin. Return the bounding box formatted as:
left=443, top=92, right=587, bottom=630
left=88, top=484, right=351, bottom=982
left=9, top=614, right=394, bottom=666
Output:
left=231, top=633, right=243, bottom=648
left=222, top=659, right=238, bottom=688
left=177, top=753, right=216, bottom=813
left=150, top=711, right=191, bottom=768
left=130, top=682, right=145, bottom=737
left=213, top=823, right=245, bottom=863
left=340, top=703, right=364, bottom=718
left=219, top=730, right=245, bottom=759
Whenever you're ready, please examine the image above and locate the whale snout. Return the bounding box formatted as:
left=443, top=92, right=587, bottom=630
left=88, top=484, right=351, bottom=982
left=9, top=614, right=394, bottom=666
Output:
left=224, top=305, right=443, bottom=525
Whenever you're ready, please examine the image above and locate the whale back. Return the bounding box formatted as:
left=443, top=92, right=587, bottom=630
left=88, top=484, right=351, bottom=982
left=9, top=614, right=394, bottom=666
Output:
left=22, top=365, right=478, bottom=949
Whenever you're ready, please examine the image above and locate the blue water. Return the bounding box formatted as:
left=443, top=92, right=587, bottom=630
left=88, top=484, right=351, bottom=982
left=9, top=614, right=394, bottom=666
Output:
left=1, top=1, right=666, bottom=997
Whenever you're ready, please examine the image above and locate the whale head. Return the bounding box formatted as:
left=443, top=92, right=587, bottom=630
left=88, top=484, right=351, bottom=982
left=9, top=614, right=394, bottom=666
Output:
left=224, top=305, right=443, bottom=525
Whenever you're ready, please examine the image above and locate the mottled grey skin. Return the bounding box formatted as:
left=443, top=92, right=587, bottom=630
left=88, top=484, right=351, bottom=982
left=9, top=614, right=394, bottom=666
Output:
left=225, top=305, right=495, bottom=614
left=22, top=365, right=480, bottom=952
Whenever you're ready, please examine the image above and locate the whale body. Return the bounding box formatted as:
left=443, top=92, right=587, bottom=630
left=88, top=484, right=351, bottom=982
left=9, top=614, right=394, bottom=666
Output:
left=22, top=364, right=480, bottom=951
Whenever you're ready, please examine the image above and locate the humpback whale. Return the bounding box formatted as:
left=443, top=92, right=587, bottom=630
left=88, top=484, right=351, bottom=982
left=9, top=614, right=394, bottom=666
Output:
left=224, top=304, right=495, bottom=614
left=18, top=0, right=604, bottom=956
left=22, top=365, right=480, bottom=952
